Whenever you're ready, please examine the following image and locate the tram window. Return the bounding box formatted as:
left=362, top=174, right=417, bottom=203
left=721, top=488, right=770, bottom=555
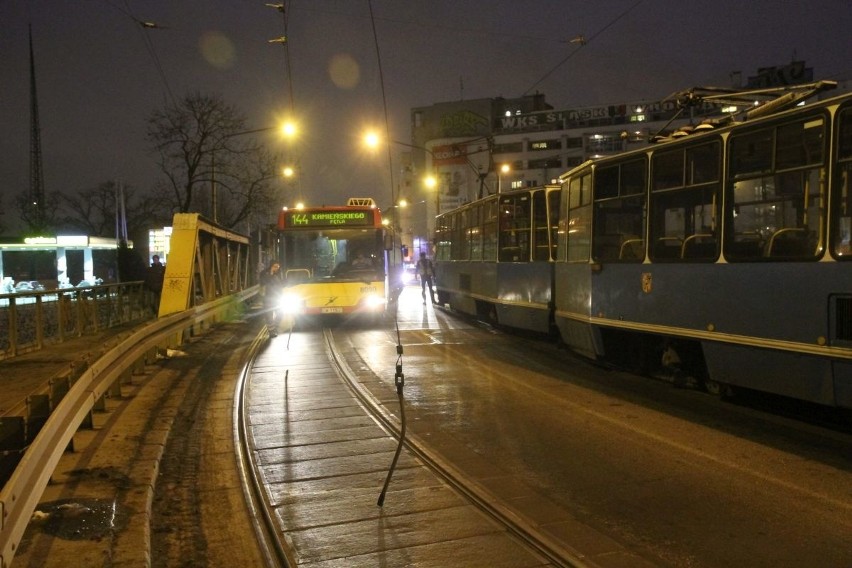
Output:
left=482, top=198, right=498, bottom=261
left=727, top=169, right=823, bottom=260
left=841, top=108, right=852, bottom=159
left=469, top=204, right=483, bottom=261
left=832, top=107, right=852, bottom=259
left=532, top=191, right=550, bottom=261
left=688, top=143, right=720, bottom=184
left=835, top=163, right=852, bottom=258
left=592, top=158, right=647, bottom=262
left=499, top=194, right=532, bottom=261
left=455, top=210, right=470, bottom=261
left=565, top=172, right=592, bottom=262
left=653, top=150, right=684, bottom=190
left=730, top=128, right=773, bottom=176
left=776, top=118, right=824, bottom=170
left=548, top=189, right=561, bottom=261
left=595, top=166, right=619, bottom=199
left=569, top=172, right=591, bottom=208
left=593, top=197, right=645, bottom=261
left=727, top=117, right=826, bottom=261
left=435, top=215, right=450, bottom=261
left=621, top=159, right=646, bottom=195
left=650, top=186, right=718, bottom=261
left=453, top=210, right=464, bottom=261
left=650, top=141, right=721, bottom=261
left=445, top=212, right=461, bottom=261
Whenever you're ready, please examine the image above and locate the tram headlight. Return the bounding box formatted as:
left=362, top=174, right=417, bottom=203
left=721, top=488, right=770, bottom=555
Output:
left=279, top=292, right=305, bottom=314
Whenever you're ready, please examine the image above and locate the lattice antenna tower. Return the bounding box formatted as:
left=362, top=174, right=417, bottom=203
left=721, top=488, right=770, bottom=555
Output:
left=29, top=24, right=46, bottom=226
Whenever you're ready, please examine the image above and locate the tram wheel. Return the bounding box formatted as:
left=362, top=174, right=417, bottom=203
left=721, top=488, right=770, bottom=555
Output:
left=704, top=379, right=733, bottom=398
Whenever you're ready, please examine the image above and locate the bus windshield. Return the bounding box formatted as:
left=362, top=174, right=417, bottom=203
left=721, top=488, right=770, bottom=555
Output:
left=280, top=229, right=384, bottom=284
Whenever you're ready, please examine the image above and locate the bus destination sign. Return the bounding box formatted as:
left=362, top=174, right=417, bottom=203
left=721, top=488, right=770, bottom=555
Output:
left=281, top=209, right=375, bottom=229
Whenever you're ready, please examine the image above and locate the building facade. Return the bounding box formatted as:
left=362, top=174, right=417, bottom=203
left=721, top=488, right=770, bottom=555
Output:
left=396, top=92, right=713, bottom=258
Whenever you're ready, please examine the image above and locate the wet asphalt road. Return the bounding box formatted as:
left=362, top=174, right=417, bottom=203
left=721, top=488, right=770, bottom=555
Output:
left=331, top=286, right=852, bottom=568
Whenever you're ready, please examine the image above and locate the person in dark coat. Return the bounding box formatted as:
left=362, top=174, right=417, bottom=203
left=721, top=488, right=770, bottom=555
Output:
left=145, top=255, right=165, bottom=312
left=260, top=261, right=283, bottom=336
left=415, top=254, right=436, bottom=304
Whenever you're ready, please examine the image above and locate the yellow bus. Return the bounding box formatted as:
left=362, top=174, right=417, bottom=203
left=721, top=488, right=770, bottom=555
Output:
left=274, top=198, right=388, bottom=320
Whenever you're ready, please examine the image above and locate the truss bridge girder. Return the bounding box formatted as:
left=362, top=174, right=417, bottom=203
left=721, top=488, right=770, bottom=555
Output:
left=158, top=213, right=252, bottom=317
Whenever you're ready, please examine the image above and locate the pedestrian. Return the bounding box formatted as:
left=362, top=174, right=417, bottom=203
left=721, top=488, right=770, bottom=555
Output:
left=415, top=254, right=435, bottom=304
left=260, top=261, right=283, bottom=336
left=145, top=254, right=165, bottom=312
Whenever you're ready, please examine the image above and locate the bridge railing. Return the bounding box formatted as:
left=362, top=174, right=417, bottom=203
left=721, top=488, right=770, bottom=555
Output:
left=0, top=282, right=156, bottom=361
left=0, top=287, right=258, bottom=568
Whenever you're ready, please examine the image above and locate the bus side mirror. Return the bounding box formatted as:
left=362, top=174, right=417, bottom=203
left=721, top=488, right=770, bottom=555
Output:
left=384, top=232, right=394, bottom=250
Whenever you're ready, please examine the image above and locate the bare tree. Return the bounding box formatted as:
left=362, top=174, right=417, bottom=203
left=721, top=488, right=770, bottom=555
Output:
left=57, top=180, right=167, bottom=237
left=213, top=145, right=283, bottom=230
left=147, top=92, right=282, bottom=230
left=13, top=190, right=61, bottom=235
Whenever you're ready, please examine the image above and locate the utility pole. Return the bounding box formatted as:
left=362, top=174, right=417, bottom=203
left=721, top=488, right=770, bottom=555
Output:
left=28, top=24, right=46, bottom=231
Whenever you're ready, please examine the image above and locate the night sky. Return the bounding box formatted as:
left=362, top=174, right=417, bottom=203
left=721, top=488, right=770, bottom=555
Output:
left=2, top=0, right=850, bottom=233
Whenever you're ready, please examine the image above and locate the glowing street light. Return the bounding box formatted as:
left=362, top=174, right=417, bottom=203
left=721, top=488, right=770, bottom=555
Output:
left=363, top=131, right=381, bottom=150
left=281, top=120, right=298, bottom=138
left=498, top=163, right=511, bottom=193
left=211, top=121, right=301, bottom=222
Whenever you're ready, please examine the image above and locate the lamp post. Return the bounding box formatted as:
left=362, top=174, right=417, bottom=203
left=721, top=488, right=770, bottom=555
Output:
left=498, top=163, right=510, bottom=194
left=210, top=122, right=297, bottom=223
left=363, top=133, right=440, bottom=252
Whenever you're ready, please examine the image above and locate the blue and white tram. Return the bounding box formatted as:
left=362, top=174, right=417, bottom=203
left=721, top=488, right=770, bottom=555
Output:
left=434, top=185, right=561, bottom=333
left=555, top=91, right=852, bottom=407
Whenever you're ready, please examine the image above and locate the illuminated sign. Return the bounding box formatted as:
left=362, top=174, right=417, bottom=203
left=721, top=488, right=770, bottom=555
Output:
left=57, top=236, right=88, bottom=246
left=279, top=209, right=376, bottom=229
left=432, top=144, right=468, bottom=165
left=24, top=237, right=57, bottom=245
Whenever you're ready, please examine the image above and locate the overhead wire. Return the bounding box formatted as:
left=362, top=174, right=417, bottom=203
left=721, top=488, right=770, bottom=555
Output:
left=521, top=0, right=647, bottom=96
left=267, top=1, right=303, bottom=199
left=367, top=0, right=407, bottom=508
left=103, top=0, right=176, bottom=106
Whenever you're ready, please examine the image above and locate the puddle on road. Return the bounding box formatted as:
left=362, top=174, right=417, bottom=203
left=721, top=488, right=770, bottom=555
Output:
left=32, top=498, right=129, bottom=540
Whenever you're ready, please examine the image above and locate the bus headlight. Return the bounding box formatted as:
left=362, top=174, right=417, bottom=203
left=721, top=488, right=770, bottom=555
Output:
left=363, top=294, right=386, bottom=310
left=279, top=292, right=305, bottom=314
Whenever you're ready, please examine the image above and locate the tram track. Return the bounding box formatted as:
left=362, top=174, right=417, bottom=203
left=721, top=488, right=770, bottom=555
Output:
left=332, top=327, right=586, bottom=567
left=234, top=329, right=294, bottom=568
left=235, top=309, right=852, bottom=567
left=233, top=324, right=590, bottom=567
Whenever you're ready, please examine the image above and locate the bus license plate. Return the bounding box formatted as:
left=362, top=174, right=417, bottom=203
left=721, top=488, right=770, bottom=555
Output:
left=321, top=307, right=343, bottom=314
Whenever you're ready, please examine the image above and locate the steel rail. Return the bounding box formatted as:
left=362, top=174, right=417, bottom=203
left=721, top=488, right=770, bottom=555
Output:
left=233, top=328, right=295, bottom=568
left=321, top=328, right=591, bottom=568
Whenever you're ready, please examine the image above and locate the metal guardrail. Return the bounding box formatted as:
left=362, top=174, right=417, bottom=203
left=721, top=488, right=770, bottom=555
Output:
left=0, top=287, right=257, bottom=568
left=0, top=282, right=155, bottom=360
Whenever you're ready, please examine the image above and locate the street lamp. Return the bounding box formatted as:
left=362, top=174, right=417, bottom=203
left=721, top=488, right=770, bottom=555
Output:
left=498, top=163, right=511, bottom=193
left=211, top=122, right=298, bottom=222
left=364, top=133, right=445, bottom=259
left=281, top=120, right=297, bottom=139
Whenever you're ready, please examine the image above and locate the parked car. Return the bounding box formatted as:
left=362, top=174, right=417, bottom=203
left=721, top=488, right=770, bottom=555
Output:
left=14, top=281, right=45, bottom=292
left=76, top=278, right=103, bottom=288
